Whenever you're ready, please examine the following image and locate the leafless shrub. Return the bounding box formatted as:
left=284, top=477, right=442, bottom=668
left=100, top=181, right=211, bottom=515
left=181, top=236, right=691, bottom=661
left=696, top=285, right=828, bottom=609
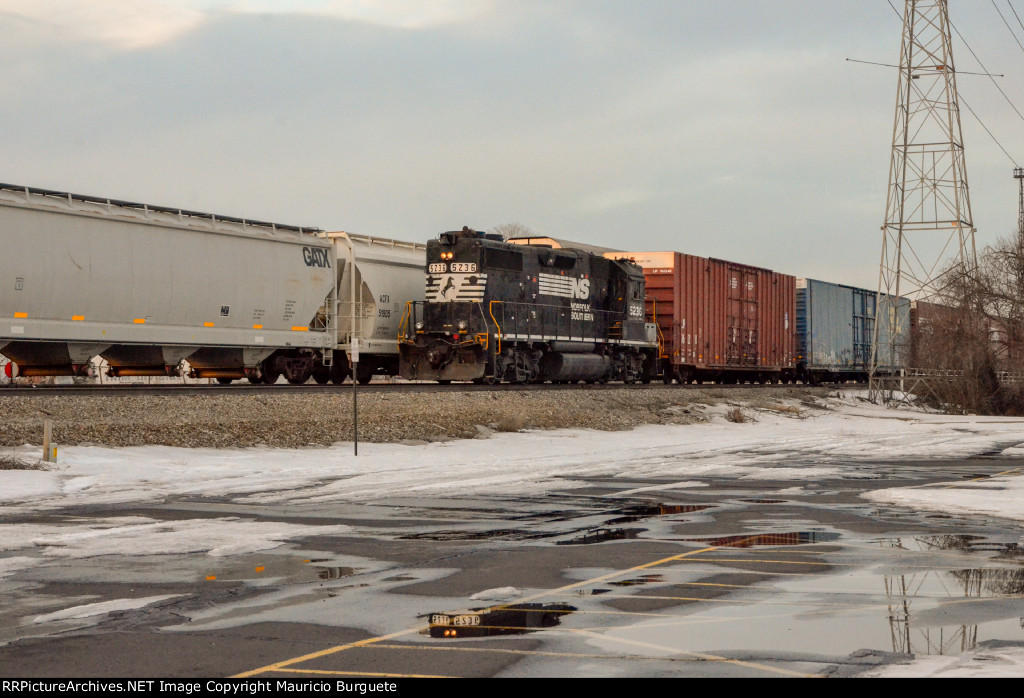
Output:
left=758, top=403, right=803, bottom=416
left=725, top=407, right=746, bottom=423
left=0, top=453, right=48, bottom=471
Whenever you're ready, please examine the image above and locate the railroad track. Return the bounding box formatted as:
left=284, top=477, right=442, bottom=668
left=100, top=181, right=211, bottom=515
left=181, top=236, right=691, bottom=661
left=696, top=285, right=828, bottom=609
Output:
left=0, top=380, right=846, bottom=397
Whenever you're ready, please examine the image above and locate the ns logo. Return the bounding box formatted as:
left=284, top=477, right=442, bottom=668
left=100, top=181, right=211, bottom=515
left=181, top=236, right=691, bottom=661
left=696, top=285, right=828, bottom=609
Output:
left=571, top=277, right=591, bottom=300
left=302, top=246, right=331, bottom=268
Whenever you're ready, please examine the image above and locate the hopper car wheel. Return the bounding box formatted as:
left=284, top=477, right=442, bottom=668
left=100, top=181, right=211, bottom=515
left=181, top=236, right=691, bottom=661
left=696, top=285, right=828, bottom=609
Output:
left=261, top=367, right=281, bottom=385
left=312, top=365, right=330, bottom=384
left=329, top=362, right=349, bottom=384
left=216, top=378, right=234, bottom=385
left=437, top=380, right=452, bottom=385
left=287, top=369, right=311, bottom=385
left=355, top=364, right=374, bottom=385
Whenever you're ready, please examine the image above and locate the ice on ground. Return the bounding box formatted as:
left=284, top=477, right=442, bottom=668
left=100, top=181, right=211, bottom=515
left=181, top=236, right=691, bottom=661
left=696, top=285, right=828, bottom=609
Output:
left=3, top=517, right=352, bottom=559
left=32, top=595, right=181, bottom=624
left=861, top=646, right=1024, bottom=678
left=0, top=471, right=61, bottom=502
left=865, top=476, right=1024, bottom=523
left=4, top=393, right=1024, bottom=517
left=469, top=586, right=522, bottom=601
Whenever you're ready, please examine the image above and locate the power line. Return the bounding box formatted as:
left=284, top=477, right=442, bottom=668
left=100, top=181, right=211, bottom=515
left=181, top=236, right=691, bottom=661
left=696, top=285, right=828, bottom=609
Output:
left=960, top=94, right=1021, bottom=167
left=991, top=0, right=1024, bottom=58
left=1009, top=0, right=1024, bottom=36
left=845, top=57, right=1002, bottom=76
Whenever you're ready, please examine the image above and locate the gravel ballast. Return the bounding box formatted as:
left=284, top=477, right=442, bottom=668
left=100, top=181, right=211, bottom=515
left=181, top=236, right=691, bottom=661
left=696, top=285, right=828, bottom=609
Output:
left=0, top=386, right=833, bottom=449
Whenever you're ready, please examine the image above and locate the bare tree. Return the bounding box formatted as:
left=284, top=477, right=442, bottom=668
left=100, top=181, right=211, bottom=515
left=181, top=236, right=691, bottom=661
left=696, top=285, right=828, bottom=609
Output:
left=913, top=231, right=1024, bottom=414
left=489, top=222, right=535, bottom=241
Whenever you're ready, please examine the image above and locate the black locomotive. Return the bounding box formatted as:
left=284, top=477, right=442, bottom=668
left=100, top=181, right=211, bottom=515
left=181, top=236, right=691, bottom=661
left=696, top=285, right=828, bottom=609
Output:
left=399, top=228, right=658, bottom=384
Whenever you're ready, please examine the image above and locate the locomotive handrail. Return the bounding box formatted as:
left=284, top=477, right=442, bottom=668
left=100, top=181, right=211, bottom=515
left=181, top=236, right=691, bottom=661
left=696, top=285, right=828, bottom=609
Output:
left=486, top=301, right=626, bottom=345
left=398, top=301, right=413, bottom=342
left=489, top=301, right=503, bottom=354
left=652, top=298, right=667, bottom=359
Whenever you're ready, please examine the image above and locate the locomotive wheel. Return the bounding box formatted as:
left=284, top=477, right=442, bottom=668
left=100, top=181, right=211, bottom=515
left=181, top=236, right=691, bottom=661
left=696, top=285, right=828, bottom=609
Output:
left=216, top=377, right=234, bottom=385
left=437, top=379, right=452, bottom=385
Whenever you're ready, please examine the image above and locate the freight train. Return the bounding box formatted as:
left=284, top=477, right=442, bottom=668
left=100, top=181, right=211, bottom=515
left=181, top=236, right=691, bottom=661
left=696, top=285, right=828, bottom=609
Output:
left=0, top=182, right=908, bottom=386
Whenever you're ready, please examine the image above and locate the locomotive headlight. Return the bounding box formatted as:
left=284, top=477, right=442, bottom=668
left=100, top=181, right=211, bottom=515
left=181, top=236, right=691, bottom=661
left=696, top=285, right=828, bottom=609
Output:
left=415, top=322, right=424, bottom=330
left=458, top=320, right=467, bottom=331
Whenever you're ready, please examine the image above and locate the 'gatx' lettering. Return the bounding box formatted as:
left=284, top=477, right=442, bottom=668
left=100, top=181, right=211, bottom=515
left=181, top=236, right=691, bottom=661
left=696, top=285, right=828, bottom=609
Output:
left=302, top=246, right=331, bottom=268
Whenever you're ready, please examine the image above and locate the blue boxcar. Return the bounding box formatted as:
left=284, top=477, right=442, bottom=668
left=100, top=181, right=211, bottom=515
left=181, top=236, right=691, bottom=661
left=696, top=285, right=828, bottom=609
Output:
left=796, top=278, right=909, bottom=382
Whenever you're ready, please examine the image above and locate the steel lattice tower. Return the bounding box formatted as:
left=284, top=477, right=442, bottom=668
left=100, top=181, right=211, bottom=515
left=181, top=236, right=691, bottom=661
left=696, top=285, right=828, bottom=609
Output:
left=869, top=0, right=979, bottom=403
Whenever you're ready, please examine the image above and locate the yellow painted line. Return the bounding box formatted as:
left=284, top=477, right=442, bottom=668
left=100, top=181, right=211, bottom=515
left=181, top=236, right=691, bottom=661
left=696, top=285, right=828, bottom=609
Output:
left=941, top=466, right=1024, bottom=489
left=13, top=312, right=27, bottom=318
left=235, top=546, right=721, bottom=678
left=72, top=315, right=85, bottom=322
left=570, top=628, right=818, bottom=678
left=674, top=556, right=834, bottom=567
left=513, top=546, right=721, bottom=606
left=274, top=668, right=451, bottom=679
left=232, top=628, right=421, bottom=678
left=234, top=540, right=823, bottom=680
left=368, top=643, right=733, bottom=664
left=133, top=318, right=146, bottom=324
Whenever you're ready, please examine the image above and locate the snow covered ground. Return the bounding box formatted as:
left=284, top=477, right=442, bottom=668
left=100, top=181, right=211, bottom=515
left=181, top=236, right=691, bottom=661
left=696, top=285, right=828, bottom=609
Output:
left=4, top=390, right=1024, bottom=677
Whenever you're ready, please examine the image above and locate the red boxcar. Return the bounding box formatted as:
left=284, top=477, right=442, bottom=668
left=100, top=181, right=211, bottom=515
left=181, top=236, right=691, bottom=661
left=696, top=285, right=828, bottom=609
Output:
left=605, top=251, right=797, bottom=383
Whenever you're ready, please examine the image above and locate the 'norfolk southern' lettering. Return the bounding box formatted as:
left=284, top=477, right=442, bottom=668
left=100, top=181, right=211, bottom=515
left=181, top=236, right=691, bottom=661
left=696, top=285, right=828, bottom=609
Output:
left=302, top=246, right=331, bottom=268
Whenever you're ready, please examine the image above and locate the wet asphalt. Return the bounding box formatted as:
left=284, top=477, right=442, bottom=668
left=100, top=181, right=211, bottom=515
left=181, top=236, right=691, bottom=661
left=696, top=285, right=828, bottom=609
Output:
left=2, top=456, right=1024, bottom=678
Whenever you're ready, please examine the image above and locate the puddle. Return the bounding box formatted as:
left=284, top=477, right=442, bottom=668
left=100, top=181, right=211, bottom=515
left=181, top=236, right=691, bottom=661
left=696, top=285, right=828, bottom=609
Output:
left=685, top=531, right=841, bottom=548
left=317, top=567, right=356, bottom=580
left=590, top=553, right=1024, bottom=660
left=878, top=535, right=1024, bottom=560
left=610, top=574, right=665, bottom=587
left=556, top=528, right=644, bottom=545
left=426, top=603, right=577, bottom=638
left=605, top=504, right=713, bottom=525
left=399, top=529, right=556, bottom=541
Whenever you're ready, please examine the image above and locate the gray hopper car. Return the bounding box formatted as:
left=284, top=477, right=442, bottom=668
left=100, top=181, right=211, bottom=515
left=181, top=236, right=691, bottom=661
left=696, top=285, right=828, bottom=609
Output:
left=0, top=183, right=338, bottom=382
left=327, top=232, right=427, bottom=384
left=0, top=184, right=429, bottom=385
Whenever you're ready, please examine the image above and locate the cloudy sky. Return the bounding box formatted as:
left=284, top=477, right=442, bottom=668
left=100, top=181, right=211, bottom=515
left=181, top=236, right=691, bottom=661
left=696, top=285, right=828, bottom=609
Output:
left=2, top=1, right=1024, bottom=288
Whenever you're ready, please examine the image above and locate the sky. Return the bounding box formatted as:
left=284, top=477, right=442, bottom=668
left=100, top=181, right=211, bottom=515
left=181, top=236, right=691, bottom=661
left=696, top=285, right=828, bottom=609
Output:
left=3, top=1, right=1024, bottom=288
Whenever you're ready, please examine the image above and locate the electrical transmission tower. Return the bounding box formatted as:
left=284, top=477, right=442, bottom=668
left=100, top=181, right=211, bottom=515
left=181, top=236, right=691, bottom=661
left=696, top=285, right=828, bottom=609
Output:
left=870, top=0, right=980, bottom=404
